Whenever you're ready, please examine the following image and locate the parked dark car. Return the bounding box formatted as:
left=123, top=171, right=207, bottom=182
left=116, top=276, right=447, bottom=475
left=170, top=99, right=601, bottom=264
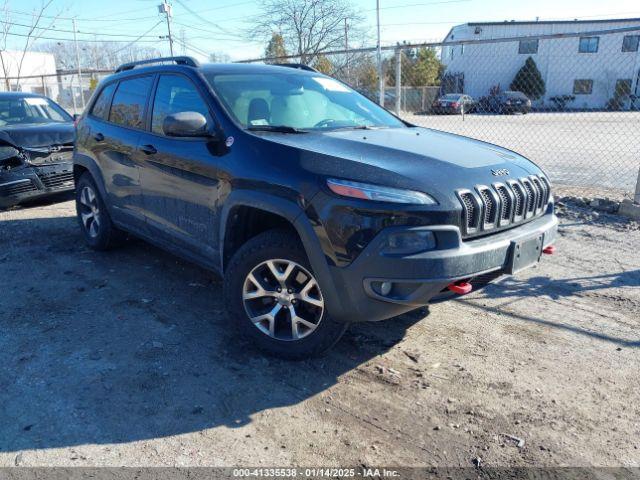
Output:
left=74, top=57, right=557, bottom=359
left=482, top=91, right=532, bottom=114
left=432, top=93, right=476, bottom=114
left=0, top=92, right=75, bottom=209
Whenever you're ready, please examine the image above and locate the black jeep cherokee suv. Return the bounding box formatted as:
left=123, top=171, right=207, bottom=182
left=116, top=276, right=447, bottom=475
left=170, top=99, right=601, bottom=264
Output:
left=73, top=57, right=558, bottom=359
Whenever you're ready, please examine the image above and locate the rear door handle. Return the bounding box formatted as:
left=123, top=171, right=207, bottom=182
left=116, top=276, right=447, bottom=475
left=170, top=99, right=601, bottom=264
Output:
left=140, top=144, right=157, bottom=155
left=93, top=132, right=104, bottom=142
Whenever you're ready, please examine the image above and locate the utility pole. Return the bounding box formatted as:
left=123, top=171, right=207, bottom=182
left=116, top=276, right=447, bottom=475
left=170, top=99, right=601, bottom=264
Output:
left=159, top=2, right=174, bottom=56
left=72, top=18, right=85, bottom=110
left=376, top=0, right=384, bottom=106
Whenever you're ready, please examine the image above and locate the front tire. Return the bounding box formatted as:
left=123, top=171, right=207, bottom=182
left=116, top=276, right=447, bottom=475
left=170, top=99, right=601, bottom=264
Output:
left=75, top=172, right=125, bottom=250
left=223, top=229, right=348, bottom=359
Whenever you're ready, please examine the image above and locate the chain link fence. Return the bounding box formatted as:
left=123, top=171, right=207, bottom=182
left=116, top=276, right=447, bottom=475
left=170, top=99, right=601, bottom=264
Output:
left=2, top=25, right=638, bottom=199
left=240, top=25, right=640, bottom=198
left=1, top=69, right=112, bottom=115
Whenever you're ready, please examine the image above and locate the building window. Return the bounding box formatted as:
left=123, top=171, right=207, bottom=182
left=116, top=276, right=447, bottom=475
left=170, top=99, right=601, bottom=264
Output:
left=573, top=79, right=593, bottom=95
left=518, top=39, right=539, bottom=54
left=579, top=37, right=599, bottom=53
left=622, top=35, right=640, bottom=52
left=615, top=79, right=632, bottom=96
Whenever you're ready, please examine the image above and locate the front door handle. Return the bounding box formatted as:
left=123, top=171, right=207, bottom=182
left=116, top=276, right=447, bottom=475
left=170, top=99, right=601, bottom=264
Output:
left=93, top=132, right=104, bottom=142
left=140, top=144, right=157, bottom=155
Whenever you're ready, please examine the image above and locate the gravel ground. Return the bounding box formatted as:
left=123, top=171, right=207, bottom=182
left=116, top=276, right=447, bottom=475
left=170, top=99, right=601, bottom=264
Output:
left=406, top=111, right=640, bottom=194
left=1, top=196, right=639, bottom=468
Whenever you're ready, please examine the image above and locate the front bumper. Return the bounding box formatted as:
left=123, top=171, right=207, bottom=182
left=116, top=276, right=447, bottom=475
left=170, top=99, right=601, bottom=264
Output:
left=0, top=162, right=74, bottom=208
left=326, top=211, right=558, bottom=323
left=433, top=106, right=462, bottom=114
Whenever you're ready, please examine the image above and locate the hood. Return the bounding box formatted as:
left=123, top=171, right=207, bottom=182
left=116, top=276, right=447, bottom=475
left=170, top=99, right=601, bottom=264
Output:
left=256, top=126, right=543, bottom=204
left=0, top=122, right=74, bottom=150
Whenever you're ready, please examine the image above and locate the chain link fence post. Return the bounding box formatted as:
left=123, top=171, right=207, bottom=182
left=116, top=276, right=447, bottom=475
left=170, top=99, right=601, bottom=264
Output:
left=394, top=47, right=402, bottom=116
left=635, top=167, right=640, bottom=204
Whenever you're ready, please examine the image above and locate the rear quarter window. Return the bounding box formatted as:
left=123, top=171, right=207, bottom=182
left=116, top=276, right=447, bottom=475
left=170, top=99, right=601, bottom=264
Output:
left=109, top=76, right=153, bottom=129
left=91, top=82, right=117, bottom=120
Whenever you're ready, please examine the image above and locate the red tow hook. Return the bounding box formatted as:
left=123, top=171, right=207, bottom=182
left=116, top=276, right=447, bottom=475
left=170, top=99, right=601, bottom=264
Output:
left=543, top=245, right=556, bottom=255
left=447, top=281, right=473, bottom=295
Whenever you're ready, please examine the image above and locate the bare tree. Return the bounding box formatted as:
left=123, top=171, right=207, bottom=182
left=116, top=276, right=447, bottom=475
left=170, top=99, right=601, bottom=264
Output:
left=0, top=0, right=13, bottom=89
left=0, top=0, right=61, bottom=90
left=251, top=0, right=364, bottom=64
left=36, top=40, right=162, bottom=71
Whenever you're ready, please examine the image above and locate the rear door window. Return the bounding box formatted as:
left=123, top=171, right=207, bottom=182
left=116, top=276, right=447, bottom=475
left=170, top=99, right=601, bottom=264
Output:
left=109, top=76, right=153, bottom=129
left=151, top=74, right=211, bottom=135
left=91, top=82, right=117, bottom=120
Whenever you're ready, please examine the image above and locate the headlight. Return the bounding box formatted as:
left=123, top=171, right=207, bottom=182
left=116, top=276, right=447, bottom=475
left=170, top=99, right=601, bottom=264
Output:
left=327, top=178, right=437, bottom=205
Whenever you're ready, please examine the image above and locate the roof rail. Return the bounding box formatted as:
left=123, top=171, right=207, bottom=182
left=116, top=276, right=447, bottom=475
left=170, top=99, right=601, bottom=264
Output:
left=273, top=63, right=318, bottom=73
left=115, top=56, right=200, bottom=73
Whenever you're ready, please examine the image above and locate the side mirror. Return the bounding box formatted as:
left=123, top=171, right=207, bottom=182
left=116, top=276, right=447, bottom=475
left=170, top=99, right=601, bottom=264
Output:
left=163, top=111, right=211, bottom=138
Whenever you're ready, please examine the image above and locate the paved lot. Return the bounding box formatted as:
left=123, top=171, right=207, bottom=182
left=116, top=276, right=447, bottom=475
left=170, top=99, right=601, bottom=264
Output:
left=1, top=196, right=639, bottom=468
left=406, top=112, right=640, bottom=194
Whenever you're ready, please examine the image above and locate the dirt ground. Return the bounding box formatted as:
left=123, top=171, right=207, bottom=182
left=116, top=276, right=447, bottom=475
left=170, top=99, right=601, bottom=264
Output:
left=1, top=193, right=639, bottom=469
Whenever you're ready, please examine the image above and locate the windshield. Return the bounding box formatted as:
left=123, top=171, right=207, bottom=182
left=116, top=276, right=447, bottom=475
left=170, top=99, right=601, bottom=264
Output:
left=442, top=94, right=462, bottom=100
left=204, top=72, right=405, bottom=131
left=0, top=96, right=71, bottom=126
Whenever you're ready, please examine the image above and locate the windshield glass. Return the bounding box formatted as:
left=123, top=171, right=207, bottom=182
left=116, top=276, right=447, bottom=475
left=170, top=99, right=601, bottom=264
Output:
left=0, top=96, right=72, bottom=126
left=205, top=72, right=405, bottom=131
left=443, top=94, right=462, bottom=100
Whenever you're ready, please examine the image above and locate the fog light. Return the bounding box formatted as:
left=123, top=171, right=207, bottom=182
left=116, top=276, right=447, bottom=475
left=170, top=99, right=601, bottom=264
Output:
left=381, top=231, right=436, bottom=255
left=380, top=281, right=392, bottom=296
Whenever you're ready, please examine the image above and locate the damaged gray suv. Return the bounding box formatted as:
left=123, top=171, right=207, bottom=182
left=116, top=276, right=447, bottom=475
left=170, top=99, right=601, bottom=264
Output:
left=0, top=92, right=75, bottom=209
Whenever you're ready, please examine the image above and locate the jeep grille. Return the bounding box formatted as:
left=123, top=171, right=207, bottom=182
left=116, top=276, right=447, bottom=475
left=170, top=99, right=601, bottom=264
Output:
left=456, top=175, right=551, bottom=236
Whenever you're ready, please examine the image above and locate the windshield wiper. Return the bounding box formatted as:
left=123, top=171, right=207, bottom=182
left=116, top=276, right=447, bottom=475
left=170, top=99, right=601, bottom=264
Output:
left=333, top=125, right=389, bottom=131
left=247, top=125, right=307, bottom=134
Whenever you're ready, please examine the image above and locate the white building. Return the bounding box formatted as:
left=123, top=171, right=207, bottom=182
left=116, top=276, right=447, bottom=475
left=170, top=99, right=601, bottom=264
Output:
left=441, top=18, right=640, bottom=109
left=0, top=50, right=59, bottom=99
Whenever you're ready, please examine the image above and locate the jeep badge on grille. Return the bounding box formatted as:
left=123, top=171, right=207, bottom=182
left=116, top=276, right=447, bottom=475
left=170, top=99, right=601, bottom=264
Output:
left=491, top=168, right=510, bottom=176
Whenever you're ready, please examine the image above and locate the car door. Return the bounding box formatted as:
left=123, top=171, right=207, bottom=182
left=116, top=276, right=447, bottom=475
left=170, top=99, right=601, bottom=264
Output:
left=85, top=75, right=154, bottom=230
left=135, top=73, right=223, bottom=262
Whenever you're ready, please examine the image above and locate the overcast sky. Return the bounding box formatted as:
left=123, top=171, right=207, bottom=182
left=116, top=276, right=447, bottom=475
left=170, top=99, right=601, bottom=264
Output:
left=4, top=0, right=640, bottom=61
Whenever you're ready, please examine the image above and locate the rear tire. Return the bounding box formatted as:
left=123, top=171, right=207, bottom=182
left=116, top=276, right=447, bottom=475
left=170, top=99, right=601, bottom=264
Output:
left=75, top=172, right=126, bottom=250
left=223, top=229, right=348, bottom=360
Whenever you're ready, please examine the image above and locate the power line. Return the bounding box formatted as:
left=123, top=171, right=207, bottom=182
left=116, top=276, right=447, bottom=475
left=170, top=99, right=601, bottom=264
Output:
left=0, top=20, right=162, bottom=38
left=4, top=8, right=155, bottom=23
left=379, top=12, right=640, bottom=27
left=365, top=0, right=471, bottom=11
left=172, top=0, right=235, bottom=36
left=171, top=20, right=253, bottom=41
left=1, top=29, right=161, bottom=43
left=176, top=0, right=255, bottom=15
left=112, top=21, right=164, bottom=54
left=169, top=1, right=468, bottom=32
left=173, top=36, right=209, bottom=57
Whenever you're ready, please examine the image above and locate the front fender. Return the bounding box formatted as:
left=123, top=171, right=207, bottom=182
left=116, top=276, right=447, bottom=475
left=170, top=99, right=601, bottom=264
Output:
left=219, top=189, right=350, bottom=323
